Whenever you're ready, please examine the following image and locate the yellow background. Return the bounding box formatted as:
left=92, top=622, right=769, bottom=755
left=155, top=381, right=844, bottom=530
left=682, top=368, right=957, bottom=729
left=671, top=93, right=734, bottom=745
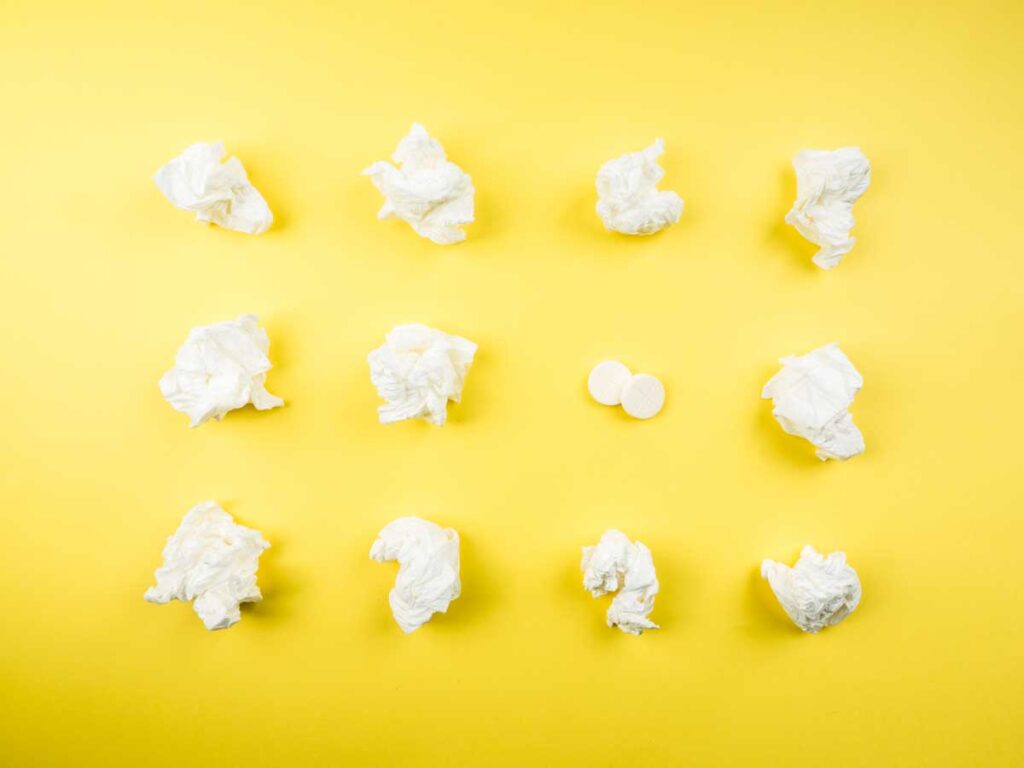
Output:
left=2, top=0, right=1022, bottom=765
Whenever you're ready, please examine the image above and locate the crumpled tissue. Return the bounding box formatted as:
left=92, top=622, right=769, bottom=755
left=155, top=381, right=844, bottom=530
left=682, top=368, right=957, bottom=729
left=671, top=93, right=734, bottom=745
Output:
left=370, top=517, right=461, bottom=633
left=762, top=343, right=864, bottom=461
left=581, top=529, right=660, bottom=635
left=761, top=545, right=861, bottom=633
left=154, top=141, right=273, bottom=234
left=144, top=500, right=270, bottom=631
left=160, top=314, right=284, bottom=427
left=363, top=123, right=474, bottom=244
left=596, top=139, right=683, bottom=235
left=785, top=147, right=871, bottom=269
left=368, top=323, right=477, bottom=426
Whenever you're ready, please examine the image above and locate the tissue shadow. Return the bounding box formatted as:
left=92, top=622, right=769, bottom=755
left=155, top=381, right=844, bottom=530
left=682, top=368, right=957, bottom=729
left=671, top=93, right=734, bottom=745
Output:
left=465, top=186, right=500, bottom=244
left=244, top=534, right=296, bottom=626
left=260, top=312, right=299, bottom=380
left=235, top=144, right=291, bottom=235
left=740, top=565, right=799, bottom=641
left=561, top=557, right=621, bottom=645
left=647, top=550, right=693, bottom=632
left=770, top=167, right=819, bottom=274
left=444, top=344, right=490, bottom=426
left=562, top=190, right=613, bottom=244
left=432, top=530, right=498, bottom=633
left=755, top=366, right=823, bottom=469
left=757, top=399, right=819, bottom=468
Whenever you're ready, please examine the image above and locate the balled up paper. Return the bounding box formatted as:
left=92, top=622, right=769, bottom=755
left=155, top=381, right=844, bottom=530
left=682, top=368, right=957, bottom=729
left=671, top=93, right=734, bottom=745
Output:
left=581, top=529, right=660, bottom=635
left=370, top=517, right=461, bottom=633
left=368, top=323, right=477, bottom=426
left=363, top=123, right=475, bottom=244
left=145, top=501, right=270, bottom=631
left=762, top=343, right=865, bottom=461
left=160, top=314, right=284, bottom=427
left=154, top=141, right=273, bottom=234
left=785, top=147, right=870, bottom=269
left=596, top=139, right=683, bottom=235
left=761, top=545, right=861, bottom=633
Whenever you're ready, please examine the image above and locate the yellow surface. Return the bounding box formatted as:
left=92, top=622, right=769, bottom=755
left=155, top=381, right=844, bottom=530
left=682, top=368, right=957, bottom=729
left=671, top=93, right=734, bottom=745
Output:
left=1, top=1, right=1022, bottom=765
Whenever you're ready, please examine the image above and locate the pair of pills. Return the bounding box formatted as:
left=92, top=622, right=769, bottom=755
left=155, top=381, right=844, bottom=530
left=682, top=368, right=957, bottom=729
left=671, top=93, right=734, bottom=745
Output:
left=588, top=361, right=665, bottom=419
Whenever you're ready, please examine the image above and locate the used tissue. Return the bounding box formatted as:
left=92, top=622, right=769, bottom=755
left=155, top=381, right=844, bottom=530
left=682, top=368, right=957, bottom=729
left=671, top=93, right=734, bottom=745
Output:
left=363, top=123, right=475, bottom=244
left=160, top=314, right=284, bottom=427
left=581, top=529, right=660, bottom=635
left=785, top=147, right=871, bottom=269
left=368, top=323, right=477, bottom=426
left=370, top=517, right=461, bottom=633
left=154, top=142, right=273, bottom=234
left=761, top=545, right=862, bottom=633
left=596, top=139, right=683, bottom=235
left=144, top=501, right=270, bottom=631
left=761, top=343, right=865, bottom=461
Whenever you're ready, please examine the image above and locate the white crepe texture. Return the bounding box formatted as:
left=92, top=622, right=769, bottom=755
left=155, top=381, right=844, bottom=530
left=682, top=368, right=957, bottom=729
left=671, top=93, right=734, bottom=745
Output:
left=370, top=517, right=461, bottom=634
left=154, top=142, right=273, bottom=234
left=785, top=147, right=871, bottom=269
left=144, top=501, right=270, bottom=631
left=581, top=529, right=660, bottom=636
left=368, top=323, right=477, bottom=426
left=762, top=343, right=865, bottom=461
left=363, top=123, right=474, bottom=244
left=160, top=314, right=284, bottom=428
left=761, top=545, right=862, bottom=633
left=596, top=139, right=683, bottom=235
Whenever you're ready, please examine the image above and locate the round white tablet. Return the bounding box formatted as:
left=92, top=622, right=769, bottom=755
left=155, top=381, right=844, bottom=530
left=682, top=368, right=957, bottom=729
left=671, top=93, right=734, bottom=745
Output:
left=621, top=374, right=665, bottom=419
left=587, top=360, right=633, bottom=406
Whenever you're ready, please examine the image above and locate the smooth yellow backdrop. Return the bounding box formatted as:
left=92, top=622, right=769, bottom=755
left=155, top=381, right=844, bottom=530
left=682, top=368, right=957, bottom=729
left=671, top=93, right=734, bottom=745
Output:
left=2, top=1, right=1022, bottom=765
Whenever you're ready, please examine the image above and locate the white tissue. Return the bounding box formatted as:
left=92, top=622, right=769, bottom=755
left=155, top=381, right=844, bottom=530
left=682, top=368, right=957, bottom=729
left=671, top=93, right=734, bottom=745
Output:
left=160, top=314, right=284, bottom=428
left=363, top=123, right=474, bottom=244
left=154, top=142, right=273, bottom=234
left=596, top=139, right=683, bottom=235
left=368, top=323, right=477, bottom=426
left=785, top=147, right=871, bottom=269
left=762, top=343, right=864, bottom=461
left=761, top=545, right=861, bottom=633
left=581, top=529, right=660, bottom=635
left=370, top=517, right=461, bottom=633
left=144, top=501, right=270, bottom=631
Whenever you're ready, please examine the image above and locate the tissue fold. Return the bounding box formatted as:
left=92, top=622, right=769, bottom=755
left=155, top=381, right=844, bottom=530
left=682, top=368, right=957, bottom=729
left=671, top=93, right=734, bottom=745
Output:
left=596, top=139, right=683, bottom=235
left=368, top=323, right=477, bottom=426
left=144, top=501, right=270, bottom=631
left=761, top=343, right=865, bottom=461
left=154, top=142, right=273, bottom=234
left=785, top=147, right=871, bottom=269
left=761, top=545, right=861, bottom=633
left=160, top=314, right=284, bottom=427
left=370, top=517, right=461, bottom=633
left=581, top=529, right=660, bottom=635
left=363, top=123, right=474, bottom=244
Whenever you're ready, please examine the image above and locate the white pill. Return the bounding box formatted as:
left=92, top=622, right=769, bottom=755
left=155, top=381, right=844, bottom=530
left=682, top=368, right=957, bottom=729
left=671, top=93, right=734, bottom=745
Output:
left=588, top=360, right=633, bottom=406
left=621, top=374, right=665, bottom=419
